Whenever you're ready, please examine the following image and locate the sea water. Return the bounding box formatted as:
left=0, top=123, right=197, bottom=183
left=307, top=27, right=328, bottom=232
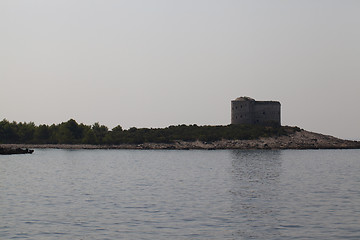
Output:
left=1, top=149, right=360, bottom=239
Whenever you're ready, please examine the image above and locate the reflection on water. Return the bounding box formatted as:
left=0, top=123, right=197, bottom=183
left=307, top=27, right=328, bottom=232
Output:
left=229, top=150, right=282, bottom=239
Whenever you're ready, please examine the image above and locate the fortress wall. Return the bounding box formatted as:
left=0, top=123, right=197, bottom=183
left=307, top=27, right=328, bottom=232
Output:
left=231, top=100, right=253, bottom=124
left=231, top=98, right=281, bottom=126
left=253, top=102, right=281, bottom=125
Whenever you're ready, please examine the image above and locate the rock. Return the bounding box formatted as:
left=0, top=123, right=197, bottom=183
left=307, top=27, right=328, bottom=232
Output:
left=0, top=147, right=34, bottom=155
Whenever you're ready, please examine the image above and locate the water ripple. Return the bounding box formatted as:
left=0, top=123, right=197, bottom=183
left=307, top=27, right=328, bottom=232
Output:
left=1, top=149, right=360, bottom=239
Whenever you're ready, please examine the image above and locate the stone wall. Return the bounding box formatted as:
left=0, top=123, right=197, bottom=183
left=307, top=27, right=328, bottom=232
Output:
left=231, top=99, right=253, bottom=124
left=231, top=97, right=281, bottom=126
left=253, top=101, right=281, bottom=125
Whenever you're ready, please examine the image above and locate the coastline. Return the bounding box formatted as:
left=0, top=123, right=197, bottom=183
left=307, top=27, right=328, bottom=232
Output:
left=1, top=130, right=359, bottom=150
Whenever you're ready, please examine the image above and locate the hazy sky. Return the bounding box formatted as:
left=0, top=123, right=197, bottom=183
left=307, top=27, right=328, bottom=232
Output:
left=1, top=0, right=359, bottom=139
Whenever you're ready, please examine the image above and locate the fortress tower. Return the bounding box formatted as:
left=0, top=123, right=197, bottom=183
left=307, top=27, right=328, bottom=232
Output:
left=231, top=97, right=281, bottom=126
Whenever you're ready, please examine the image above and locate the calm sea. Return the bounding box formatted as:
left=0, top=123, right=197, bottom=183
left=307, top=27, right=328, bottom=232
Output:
left=1, top=149, right=360, bottom=239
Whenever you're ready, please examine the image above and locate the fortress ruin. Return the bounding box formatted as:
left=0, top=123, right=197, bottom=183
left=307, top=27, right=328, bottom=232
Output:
left=231, top=97, right=281, bottom=126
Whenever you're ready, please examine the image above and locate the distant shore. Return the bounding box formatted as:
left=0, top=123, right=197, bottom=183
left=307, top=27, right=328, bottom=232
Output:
left=1, top=130, right=359, bottom=150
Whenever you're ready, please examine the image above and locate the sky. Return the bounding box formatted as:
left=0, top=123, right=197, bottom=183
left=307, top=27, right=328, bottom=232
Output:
left=1, top=0, right=359, bottom=140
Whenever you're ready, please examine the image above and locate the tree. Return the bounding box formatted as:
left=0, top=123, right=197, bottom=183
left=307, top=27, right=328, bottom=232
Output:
left=64, top=119, right=83, bottom=140
left=0, top=119, right=18, bottom=143
left=34, top=125, right=50, bottom=143
left=17, top=122, right=35, bottom=143
left=92, top=122, right=108, bottom=144
left=105, top=125, right=124, bottom=144
left=82, top=129, right=97, bottom=144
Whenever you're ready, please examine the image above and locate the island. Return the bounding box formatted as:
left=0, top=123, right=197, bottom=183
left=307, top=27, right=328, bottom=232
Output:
left=1, top=118, right=359, bottom=150
left=1, top=128, right=359, bottom=150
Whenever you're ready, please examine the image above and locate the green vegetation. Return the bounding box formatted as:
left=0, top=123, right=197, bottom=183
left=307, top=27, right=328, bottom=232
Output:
left=0, top=119, right=300, bottom=145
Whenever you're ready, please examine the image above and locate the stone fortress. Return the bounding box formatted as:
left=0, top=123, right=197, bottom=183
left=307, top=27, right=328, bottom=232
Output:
left=231, top=97, right=281, bottom=126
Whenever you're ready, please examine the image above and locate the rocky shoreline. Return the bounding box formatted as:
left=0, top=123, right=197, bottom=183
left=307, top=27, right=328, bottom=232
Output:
left=1, top=130, right=359, bottom=151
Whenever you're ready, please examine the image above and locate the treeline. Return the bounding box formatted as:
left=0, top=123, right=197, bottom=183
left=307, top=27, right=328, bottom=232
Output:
left=0, top=119, right=299, bottom=145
